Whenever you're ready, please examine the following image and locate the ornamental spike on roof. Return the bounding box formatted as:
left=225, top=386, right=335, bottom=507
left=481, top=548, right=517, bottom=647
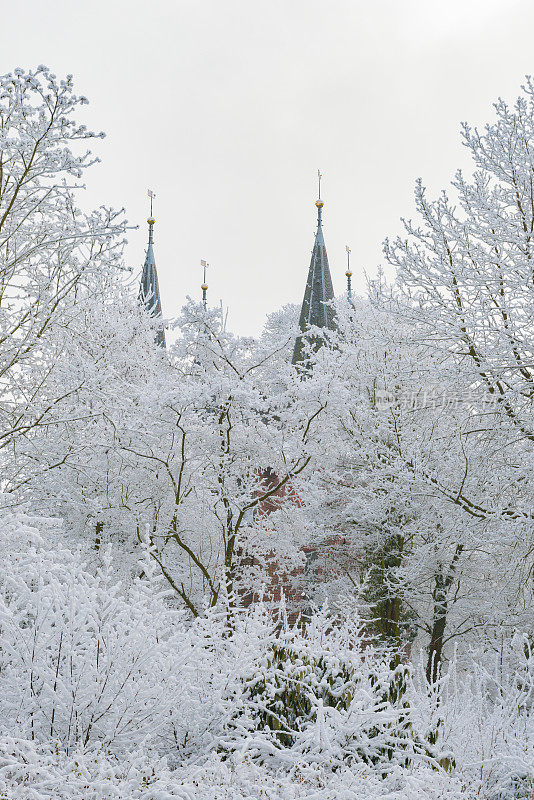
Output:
left=292, top=193, right=336, bottom=367
left=139, top=214, right=166, bottom=349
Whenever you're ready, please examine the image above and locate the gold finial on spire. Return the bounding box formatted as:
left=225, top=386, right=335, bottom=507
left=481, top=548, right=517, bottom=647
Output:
left=316, top=169, right=324, bottom=209
left=147, top=189, right=156, bottom=224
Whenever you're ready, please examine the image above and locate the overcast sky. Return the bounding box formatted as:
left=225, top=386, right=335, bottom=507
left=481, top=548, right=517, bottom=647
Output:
left=2, top=0, right=534, bottom=334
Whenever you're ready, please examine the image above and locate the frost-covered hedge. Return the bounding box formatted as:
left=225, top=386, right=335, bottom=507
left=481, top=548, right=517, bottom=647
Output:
left=0, top=739, right=467, bottom=800
left=0, top=514, right=532, bottom=798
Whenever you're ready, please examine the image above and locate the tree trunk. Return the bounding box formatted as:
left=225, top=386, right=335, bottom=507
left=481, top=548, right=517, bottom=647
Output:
left=426, top=572, right=448, bottom=683
left=94, top=520, right=103, bottom=551
left=426, top=542, right=463, bottom=683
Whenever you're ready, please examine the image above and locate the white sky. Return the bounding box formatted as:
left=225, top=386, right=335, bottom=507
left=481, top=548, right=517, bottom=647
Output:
left=2, top=0, right=534, bottom=335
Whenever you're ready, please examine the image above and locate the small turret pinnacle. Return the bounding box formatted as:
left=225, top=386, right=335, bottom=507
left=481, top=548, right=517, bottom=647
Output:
left=201, top=260, right=208, bottom=310
left=345, top=245, right=352, bottom=302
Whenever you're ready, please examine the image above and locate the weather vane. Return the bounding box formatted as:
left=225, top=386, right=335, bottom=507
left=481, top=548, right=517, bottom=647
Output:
left=317, top=169, right=322, bottom=200
left=147, top=188, right=156, bottom=218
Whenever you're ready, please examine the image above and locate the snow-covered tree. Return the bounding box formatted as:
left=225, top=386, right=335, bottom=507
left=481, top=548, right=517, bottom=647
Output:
left=319, top=81, right=534, bottom=678
left=0, top=66, right=126, bottom=495
left=382, top=83, right=534, bottom=671
left=101, top=301, right=331, bottom=615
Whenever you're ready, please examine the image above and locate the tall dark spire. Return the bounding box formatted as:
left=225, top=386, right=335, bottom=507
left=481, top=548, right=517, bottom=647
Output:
left=139, top=191, right=166, bottom=348
left=292, top=182, right=336, bottom=367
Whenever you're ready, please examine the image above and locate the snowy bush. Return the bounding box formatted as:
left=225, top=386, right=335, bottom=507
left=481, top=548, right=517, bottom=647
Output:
left=0, top=516, right=187, bottom=756
left=0, top=738, right=469, bottom=800
left=412, top=638, right=534, bottom=797
left=217, top=605, right=439, bottom=772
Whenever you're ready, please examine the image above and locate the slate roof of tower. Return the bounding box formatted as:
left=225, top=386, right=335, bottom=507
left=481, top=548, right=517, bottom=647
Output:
left=139, top=219, right=166, bottom=348
left=292, top=200, right=336, bottom=366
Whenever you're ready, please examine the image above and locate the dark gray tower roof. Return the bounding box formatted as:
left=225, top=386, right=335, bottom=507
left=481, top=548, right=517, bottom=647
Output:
left=292, top=198, right=336, bottom=366
left=139, top=216, right=166, bottom=348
